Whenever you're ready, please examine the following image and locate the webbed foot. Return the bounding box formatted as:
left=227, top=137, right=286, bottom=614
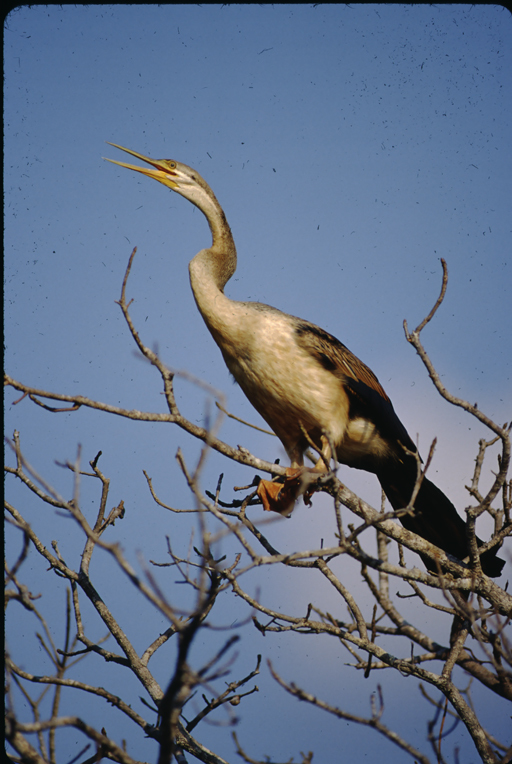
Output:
left=257, top=467, right=324, bottom=516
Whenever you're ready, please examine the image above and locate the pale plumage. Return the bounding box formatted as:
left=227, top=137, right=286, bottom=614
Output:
left=106, top=144, right=504, bottom=577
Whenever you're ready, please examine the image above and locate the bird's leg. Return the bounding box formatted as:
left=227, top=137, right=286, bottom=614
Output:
left=313, top=434, right=334, bottom=473
left=301, top=433, right=335, bottom=505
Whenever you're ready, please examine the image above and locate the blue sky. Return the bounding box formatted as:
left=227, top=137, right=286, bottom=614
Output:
left=4, top=5, right=511, bottom=763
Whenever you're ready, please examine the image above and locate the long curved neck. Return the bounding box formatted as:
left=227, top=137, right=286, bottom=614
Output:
left=187, top=184, right=238, bottom=333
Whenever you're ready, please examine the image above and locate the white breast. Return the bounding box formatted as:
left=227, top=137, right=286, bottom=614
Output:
left=206, top=301, right=351, bottom=458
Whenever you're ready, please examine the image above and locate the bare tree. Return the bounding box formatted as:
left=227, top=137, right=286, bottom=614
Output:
left=5, top=251, right=511, bottom=764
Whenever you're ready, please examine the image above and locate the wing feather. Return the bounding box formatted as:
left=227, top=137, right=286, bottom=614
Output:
left=294, top=320, right=416, bottom=454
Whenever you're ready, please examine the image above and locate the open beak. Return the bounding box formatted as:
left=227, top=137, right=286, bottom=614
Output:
left=104, top=142, right=179, bottom=189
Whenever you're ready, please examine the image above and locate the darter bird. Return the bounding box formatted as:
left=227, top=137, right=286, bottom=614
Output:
left=105, top=144, right=504, bottom=578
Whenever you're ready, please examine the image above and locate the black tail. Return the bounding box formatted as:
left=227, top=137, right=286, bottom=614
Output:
left=377, top=460, right=504, bottom=578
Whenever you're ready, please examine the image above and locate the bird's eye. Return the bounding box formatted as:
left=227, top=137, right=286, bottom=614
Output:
left=169, top=161, right=177, bottom=169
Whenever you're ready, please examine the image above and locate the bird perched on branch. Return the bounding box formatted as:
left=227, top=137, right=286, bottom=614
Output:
left=106, top=143, right=504, bottom=578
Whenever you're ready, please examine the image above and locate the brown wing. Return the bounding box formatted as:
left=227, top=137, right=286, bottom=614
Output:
left=293, top=319, right=416, bottom=454
left=293, top=320, right=389, bottom=398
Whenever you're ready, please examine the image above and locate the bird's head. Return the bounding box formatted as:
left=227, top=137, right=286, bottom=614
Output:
left=104, top=142, right=214, bottom=207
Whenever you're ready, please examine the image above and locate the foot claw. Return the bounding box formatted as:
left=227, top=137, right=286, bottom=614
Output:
left=256, top=467, right=323, bottom=516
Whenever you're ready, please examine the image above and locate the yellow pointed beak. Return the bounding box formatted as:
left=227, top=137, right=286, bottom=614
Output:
left=104, top=142, right=179, bottom=189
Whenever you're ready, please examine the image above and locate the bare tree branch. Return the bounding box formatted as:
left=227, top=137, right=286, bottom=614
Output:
left=5, top=253, right=510, bottom=764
